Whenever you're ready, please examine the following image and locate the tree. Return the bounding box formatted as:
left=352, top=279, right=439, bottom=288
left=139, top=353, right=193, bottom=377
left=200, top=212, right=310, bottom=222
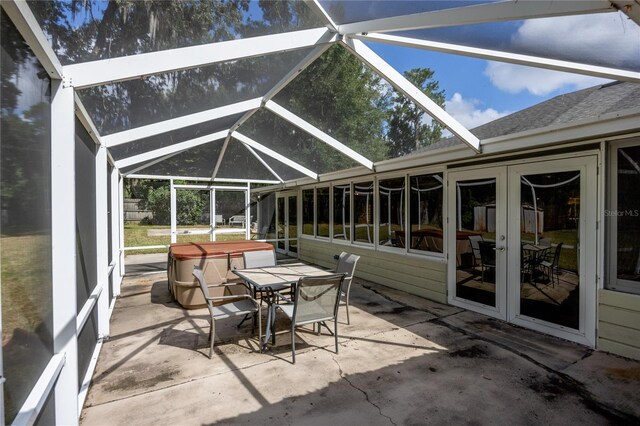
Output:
left=387, top=68, right=446, bottom=157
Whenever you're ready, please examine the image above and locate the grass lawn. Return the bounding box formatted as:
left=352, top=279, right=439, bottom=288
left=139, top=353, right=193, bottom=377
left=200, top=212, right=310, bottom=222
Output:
left=124, top=224, right=253, bottom=254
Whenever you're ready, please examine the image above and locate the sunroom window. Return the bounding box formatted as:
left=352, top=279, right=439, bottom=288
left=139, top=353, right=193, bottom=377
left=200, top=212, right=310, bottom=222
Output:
left=316, top=187, right=330, bottom=238
left=608, top=140, right=640, bottom=295
left=409, top=173, right=444, bottom=253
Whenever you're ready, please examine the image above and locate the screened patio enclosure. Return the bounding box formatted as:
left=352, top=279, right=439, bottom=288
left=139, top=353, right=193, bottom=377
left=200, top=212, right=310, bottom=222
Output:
left=2, top=1, right=640, bottom=425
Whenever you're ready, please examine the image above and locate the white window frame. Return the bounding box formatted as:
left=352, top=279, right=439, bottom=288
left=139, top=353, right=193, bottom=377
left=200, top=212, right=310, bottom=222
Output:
left=607, top=137, right=640, bottom=295
left=330, top=179, right=353, bottom=245
left=314, top=185, right=331, bottom=240
left=351, top=179, right=375, bottom=247
left=300, top=187, right=316, bottom=238
left=375, top=171, right=409, bottom=255
left=407, top=169, right=447, bottom=258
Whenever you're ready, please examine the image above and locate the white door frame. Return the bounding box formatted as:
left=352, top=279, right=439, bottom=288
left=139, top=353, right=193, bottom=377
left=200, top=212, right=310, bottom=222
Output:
left=447, top=166, right=508, bottom=320
left=507, top=155, right=597, bottom=346
left=447, top=153, right=598, bottom=346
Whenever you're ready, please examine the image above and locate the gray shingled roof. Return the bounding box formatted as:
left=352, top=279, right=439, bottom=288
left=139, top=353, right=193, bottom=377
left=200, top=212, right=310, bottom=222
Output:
left=416, top=81, right=640, bottom=153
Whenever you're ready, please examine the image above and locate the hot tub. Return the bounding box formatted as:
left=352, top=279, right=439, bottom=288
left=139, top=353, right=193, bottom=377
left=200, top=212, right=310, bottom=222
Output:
left=167, top=240, right=274, bottom=309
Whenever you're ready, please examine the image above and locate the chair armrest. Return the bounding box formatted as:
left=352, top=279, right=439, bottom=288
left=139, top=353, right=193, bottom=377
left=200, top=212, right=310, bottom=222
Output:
left=207, top=294, right=252, bottom=302
left=274, top=292, right=292, bottom=304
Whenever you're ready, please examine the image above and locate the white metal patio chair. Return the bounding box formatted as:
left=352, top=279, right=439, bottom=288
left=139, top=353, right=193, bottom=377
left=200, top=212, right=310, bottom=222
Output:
left=192, top=266, right=261, bottom=358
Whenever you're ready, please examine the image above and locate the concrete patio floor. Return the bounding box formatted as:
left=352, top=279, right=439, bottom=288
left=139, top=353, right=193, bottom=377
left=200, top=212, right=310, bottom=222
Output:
left=81, top=262, right=640, bottom=425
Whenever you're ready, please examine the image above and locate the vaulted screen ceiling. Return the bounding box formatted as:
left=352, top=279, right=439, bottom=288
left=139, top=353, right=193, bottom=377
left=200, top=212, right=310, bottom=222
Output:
left=27, top=0, right=640, bottom=184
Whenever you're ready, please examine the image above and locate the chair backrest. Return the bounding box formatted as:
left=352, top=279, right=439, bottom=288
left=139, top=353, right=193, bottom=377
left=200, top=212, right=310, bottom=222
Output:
left=336, top=252, right=360, bottom=280
left=552, top=242, right=563, bottom=265
left=243, top=249, right=276, bottom=269
left=539, top=237, right=552, bottom=247
left=215, top=214, right=224, bottom=224
left=478, top=241, right=496, bottom=264
left=293, top=274, right=345, bottom=324
left=192, top=266, right=216, bottom=317
left=468, top=235, right=483, bottom=251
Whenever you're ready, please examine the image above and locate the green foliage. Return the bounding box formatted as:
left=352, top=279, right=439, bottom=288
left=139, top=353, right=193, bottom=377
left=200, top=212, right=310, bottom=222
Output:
left=387, top=68, right=446, bottom=157
left=143, top=184, right=206, bottom=225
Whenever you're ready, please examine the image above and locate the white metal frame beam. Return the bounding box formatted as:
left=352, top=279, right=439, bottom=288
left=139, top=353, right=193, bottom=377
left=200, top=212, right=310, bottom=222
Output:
left=237, top=141, right=284, bottom=183
left=121, top=151, right=182, bottom=176
left=114, top=129, right=228, bottom=169
left=232, top=132, right=318, bottom=179
left=103, top=98, right=261, bottom=147
left=1, top=1, right=63, bottom=79
left=338, top=0, right=616, bottom=35
left=342, top=37, right=481, bottom=152
left=265, top=100, right=375, bottom=170
left=211, top=43, right=333, bottom=180
left=355, top=33, right=640, bottom=83
left=63, top=28, right=337, bottom=89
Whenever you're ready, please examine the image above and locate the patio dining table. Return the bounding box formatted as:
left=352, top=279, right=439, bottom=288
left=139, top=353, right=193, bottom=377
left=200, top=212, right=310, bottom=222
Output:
left=522, top=244, right=551, bottom=283
left=234, top=262, right=336, bottom=351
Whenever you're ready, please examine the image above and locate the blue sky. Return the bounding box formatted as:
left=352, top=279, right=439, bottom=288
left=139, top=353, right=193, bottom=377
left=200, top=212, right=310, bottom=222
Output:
left=361, top=9, right=639, bottom=130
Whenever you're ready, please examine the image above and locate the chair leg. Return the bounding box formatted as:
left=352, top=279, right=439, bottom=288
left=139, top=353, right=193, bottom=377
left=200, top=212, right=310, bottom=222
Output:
left=334, top=320, right=338, bottom=354
left=291, top=324, right=296, bottom=364
left=345, top=291, right=351, bottom=325
left=257, top=306, right=262, bottom=351
left=209, top=318, right=215, bottom=359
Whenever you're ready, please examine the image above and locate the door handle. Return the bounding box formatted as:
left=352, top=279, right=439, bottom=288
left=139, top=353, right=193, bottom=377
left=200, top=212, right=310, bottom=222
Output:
left=493, top=246, right=506, bottom=252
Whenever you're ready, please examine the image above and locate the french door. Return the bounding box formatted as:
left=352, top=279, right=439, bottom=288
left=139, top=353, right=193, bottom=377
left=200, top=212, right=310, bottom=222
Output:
left=448, top=155, right=597, bottom=345
left=276, top=192, right=298, bottom=256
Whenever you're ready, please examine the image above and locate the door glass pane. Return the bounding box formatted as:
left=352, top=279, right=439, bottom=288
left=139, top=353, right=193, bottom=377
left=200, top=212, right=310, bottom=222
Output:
left=333, top=185, right=350, bottom=241
left=353, top=182, right=374, bottom=244
left=455, top=178, right=497, bottom=307
left=277, top=197, right=285, bottom=250
left=316, top=187, right=330, bottom=238
left=288, top=196, right=297, bottom=253
left=519, top=171, right=580, bottom=329
left=176, top=190, right=211, bottom=243
left=378, top=177, right=406, bottom=248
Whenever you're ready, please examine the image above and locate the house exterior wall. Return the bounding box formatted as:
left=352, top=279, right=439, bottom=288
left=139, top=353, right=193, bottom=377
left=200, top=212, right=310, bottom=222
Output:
left=597, top=289, right=640, bottom=360
left=299, top=238, right=447, bottom=304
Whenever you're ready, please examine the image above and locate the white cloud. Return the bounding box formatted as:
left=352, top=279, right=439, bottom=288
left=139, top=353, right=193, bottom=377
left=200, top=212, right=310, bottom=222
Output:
left=484, top=62, right=610, bottom=96
left=484, top=12, right=638, bottom=96
left=446, top=92, right=510, bottom=130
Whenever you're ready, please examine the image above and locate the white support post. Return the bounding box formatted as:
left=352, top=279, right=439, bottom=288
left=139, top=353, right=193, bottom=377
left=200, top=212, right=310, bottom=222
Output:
left=50, top=81, right=79, bottom=424
left=95, top=145, right=110, bottom=337
left=354, top=33, right=640, bottom=83
left=63, top=28, right=337, bottom=89
left=170, top=179, right=177, bottom=244
left=111, top=167, right=122, bottom=295
left=214, top=188, right=218, bottom=241
left=118, top=175, right=125, bottom=278
left=341, top=37, right=481, bottom=152
left=232, top=132, right=319, bottom=179
left=246, top=182, right=251, bottom=240
left=337, top=0, right=615, bottom=34
left=265, top=100, right=375, bottom=170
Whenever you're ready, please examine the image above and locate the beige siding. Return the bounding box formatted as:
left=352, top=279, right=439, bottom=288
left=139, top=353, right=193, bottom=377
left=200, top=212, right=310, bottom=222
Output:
left=598, top=289, right=640, bottom=360
left=299, top=238, right=447, bottom=303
